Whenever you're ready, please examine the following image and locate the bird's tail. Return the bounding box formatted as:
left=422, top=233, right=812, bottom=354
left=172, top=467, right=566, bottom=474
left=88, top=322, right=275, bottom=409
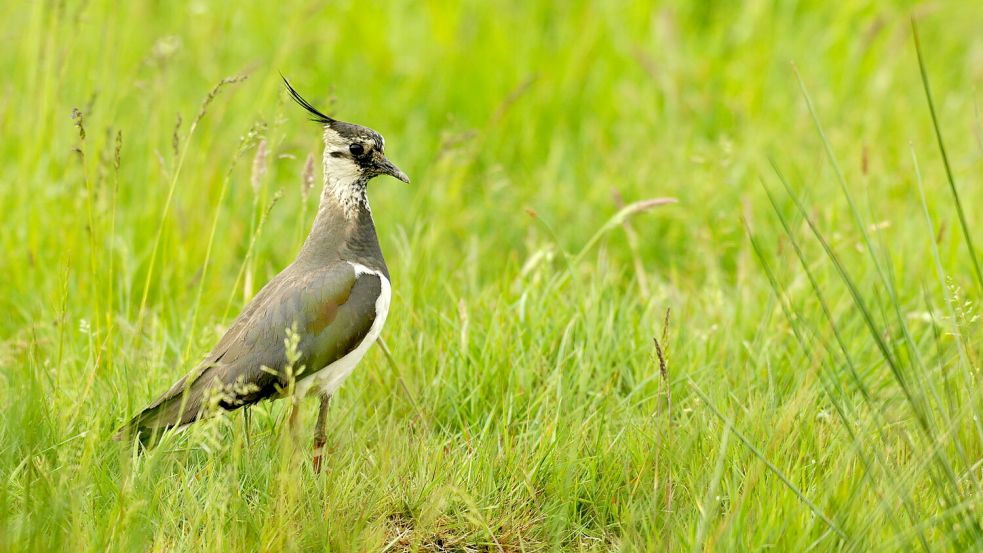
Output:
left=115, top=367, right=217, bottom=445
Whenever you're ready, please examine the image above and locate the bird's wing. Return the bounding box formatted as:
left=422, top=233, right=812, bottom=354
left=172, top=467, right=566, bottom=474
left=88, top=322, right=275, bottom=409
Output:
left=122, top=262, right=382, bottom=437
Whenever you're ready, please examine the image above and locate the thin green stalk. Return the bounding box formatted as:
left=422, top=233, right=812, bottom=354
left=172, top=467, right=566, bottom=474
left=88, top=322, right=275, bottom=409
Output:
left=135, top=76, right=247, bottom=338
left=912, top=18, right=983, bottom=293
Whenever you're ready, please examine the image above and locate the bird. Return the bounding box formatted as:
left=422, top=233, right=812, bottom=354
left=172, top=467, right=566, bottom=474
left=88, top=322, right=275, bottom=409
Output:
left=117, top=77, right=409, bottom=473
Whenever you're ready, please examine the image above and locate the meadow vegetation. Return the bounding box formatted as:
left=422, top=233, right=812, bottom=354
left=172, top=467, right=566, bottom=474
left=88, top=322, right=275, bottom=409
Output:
left=3, top=1, right=983, bottom=550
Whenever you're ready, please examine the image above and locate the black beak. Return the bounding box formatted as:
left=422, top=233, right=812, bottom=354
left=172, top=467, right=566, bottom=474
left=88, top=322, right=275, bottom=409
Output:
left=376, top=155, right=410, bottom=183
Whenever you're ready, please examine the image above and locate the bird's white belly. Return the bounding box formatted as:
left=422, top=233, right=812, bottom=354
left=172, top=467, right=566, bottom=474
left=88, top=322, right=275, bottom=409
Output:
left=293, top=263, right=391, bottom=399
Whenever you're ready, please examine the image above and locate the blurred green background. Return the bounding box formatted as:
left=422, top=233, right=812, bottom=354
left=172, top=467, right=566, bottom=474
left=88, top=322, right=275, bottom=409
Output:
left=3, top=0, right=983, bottom=550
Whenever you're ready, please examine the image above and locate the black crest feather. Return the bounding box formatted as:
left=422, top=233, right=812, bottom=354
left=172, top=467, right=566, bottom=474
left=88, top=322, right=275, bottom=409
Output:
left=281, top=75, right=335, bottom=125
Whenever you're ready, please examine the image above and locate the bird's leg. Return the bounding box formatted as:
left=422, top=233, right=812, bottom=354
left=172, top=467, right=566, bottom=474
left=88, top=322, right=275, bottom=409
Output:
left=312, top=393, right=332, bottom=474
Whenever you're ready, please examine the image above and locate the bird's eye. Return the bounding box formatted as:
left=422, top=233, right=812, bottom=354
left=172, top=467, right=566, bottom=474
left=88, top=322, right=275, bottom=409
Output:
left=349, top=143, right=365, bottom=156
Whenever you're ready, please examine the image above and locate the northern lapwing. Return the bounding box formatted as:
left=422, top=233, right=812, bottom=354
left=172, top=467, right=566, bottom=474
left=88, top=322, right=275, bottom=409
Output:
left=118, top=77, right=408, bottom=472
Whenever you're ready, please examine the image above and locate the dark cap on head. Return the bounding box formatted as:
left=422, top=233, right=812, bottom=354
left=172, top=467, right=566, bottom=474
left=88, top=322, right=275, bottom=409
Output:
left=282, top=75, right=409, bottom=184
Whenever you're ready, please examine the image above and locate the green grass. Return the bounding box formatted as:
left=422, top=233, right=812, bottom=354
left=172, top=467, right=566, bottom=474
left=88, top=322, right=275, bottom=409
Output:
left=3, top=0, right=983, bottom=550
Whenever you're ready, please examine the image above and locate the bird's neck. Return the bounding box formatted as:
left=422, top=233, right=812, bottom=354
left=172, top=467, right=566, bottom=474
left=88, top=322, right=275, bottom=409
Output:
left=296, top=173, right=388, bottom=276
left=323, top=166, right=371, bottom=219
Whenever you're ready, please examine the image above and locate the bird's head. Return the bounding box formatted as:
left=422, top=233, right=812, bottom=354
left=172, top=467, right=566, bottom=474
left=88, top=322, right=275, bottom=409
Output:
left=282, top=77, right=409, bottom=210
left=318, top=119, right=409, bottom=185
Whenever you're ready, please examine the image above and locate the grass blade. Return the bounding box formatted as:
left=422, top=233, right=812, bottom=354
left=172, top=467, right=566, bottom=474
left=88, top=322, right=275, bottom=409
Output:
left=912, top=18, right=983, bottom=292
